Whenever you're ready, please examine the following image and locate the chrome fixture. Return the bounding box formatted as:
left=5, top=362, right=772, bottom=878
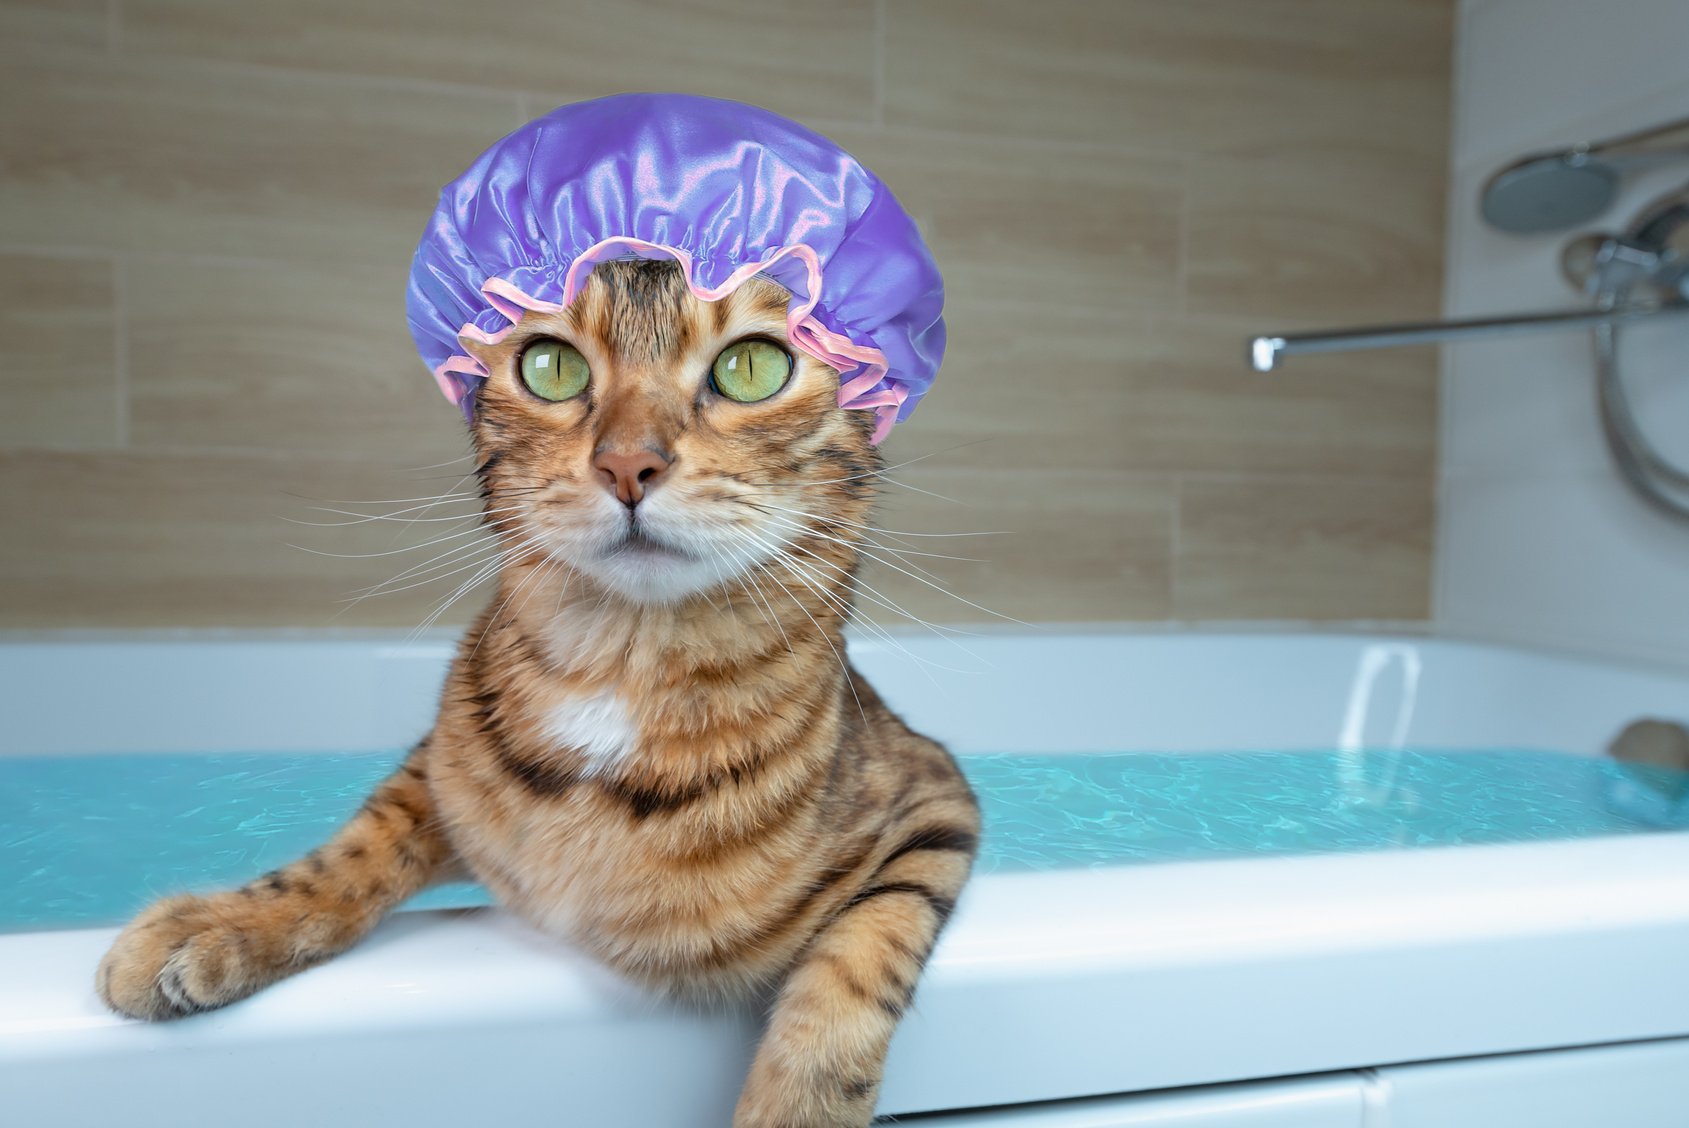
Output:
left=1480, top=115, right=1689, bottom=234
left=1583, top=179, right=1689, bottom=517
left=1248, top=299, right=1689, bottom=373
left=1246, top=116, right=1689, bottom=519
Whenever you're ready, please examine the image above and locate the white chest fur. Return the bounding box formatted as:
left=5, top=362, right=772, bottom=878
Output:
left=542, top=689, right=637, bottom=774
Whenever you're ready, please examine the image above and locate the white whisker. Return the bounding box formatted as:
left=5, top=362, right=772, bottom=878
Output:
left=282, top=488, right=483, bottom=507
left=745, top=556, right=867, bottom=725
left=801, top=439, right=992, bottom=487
left=393, top=452, right=478, bottom=473
left=756, top=514, right=978, bottom=587
left=287, top=501, right=527, bottom=528
left=726, top=527, right=983, bottom=677
left=748, top=499, right=1006, bottom=540
left=754, top=528, right=980, bottom=641
left=410, top=554, right=510, bottom=638
left=735, top=559, right=796, bottom=664
left=758, top=511, right=985, bottom=564
left=384, top=470, right=480, bottom=544
left=472, top=546, right=565, bottom=656
left=748, top=540, right=943, bottom=681
left=342, top=543, right=509, bottom=602
left=819, top=528, right=1025, bottom=627
left=286, top=521, right=501, bottom=561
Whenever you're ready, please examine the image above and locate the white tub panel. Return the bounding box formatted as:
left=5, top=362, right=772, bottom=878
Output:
left=1381, top=1037, right=1689, bottom=1128
left=8, top=632, right=1689, bottom=758
left=0, top=912, right=759, bottom=1128
left=878, top=835, right=1689, bottom=1113
left=887, top=1074, right=1364, bottom=1127
left=5, top=834, right=1689, bottom=1124
left=1, top=638, right=454, bottom=756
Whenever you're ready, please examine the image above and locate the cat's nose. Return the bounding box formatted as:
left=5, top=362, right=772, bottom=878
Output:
left=593, top=448, right=672, bottom=508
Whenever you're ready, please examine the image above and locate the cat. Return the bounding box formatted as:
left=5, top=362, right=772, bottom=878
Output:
left=95, top=259, right=980, bottom=1128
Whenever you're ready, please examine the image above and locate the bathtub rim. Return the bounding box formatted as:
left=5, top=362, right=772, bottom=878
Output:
left=7, top=623, right=1689, bottom=760
left=4, top=830, right=1689, bottom=1119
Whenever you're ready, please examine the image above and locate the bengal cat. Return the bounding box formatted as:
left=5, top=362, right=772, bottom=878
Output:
left=95, top=259, right=979, bottom=1127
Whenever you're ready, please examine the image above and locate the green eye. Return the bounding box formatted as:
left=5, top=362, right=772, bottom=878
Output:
left=710, top=340, right=792, bottom=403
left=519, top=339, right=590, bottom=401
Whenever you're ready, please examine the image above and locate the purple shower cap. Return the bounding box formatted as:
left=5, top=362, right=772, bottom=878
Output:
left=406, top=93, right=945, bottom=442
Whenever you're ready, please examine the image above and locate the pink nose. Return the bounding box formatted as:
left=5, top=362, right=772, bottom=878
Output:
left=593, top=448, right=671, bottom=507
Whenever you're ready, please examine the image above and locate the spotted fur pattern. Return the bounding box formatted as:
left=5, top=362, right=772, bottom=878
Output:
left=97, top=261, right=979, bottom=1128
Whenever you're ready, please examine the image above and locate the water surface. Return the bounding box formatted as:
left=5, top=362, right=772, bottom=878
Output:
left=3, top=748, right=1686, bottom=933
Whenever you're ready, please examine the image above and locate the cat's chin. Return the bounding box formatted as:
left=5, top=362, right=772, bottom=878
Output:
left=580, top=543, right=735, bottom=606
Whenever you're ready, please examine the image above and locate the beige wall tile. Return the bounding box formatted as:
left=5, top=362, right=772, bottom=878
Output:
left=1186, top=152, right=1448, bottom=325
left=1176, top=476, right=1434, bottom=620
left=898, top=303, right=1439, bottom=480
left=0, top=2, right=1454, bottom=629
left=861, top=465, right=1174, bottom=624
left=120, top=0, right=876, bottom=125
left=885, top=0, right=1452, bottom=162
left=882, top=301, right=1144, bottom=475
left=0, top=45, right=519, bottom=263
left=0, top=253, right=119, bottom=449
left=0, top=450, right=494, bottom=627
left=127, top=256, right=469, bottom=461
left=839, top=129, right=1185, bottom=316
left=1112, top=315, right=1440, bottom=478
left=0, top=0, right=106, bottom=50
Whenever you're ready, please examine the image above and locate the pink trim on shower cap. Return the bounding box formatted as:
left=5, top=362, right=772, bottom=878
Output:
left=447, top=238, right=899, bottom=425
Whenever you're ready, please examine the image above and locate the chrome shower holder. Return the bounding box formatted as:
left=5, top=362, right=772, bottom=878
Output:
left=1247, top=113, right=1689, bottom=520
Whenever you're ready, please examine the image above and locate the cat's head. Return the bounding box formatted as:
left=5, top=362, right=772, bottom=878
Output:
left=458, top=260, right=879, bottom=607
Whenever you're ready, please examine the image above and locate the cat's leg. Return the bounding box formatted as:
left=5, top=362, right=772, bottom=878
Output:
left=733, top=819, right=978, bottom=1128
left=96, top=746, right=458, bottom=1020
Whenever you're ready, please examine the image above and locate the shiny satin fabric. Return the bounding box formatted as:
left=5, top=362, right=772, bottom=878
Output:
left=405, top=93, right=945, bottom=440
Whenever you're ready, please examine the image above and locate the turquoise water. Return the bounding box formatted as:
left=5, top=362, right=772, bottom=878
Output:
left=3, top=749, right=1687, bottom=934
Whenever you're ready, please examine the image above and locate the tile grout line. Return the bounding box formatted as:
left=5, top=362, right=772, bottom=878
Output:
left=873, top=0, right=887, bottom=129
left=3, top=440, right=479, bottom=465
left=0, top=440, right=1431, bottom=488
left=47, top=39, right=1378, bottom=170
left=112, top=255, right=129, bottom=448
left=88, top=47, right=530, bottom=110
left=0, top=244, right=115, bottom=262
left=1174, top=157, right=1194, bottom=315
left=32, top=37, right=1238, bottom=167
left=4, top=245, right=399, bottom=272
left=23, top=29, right=1451, bottom=168
left=1168, top=477, right=1184, bottom=617
left=863, top=122, right=1197, bottom=164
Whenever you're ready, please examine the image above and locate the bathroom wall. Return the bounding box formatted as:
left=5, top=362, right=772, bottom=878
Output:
left=1439, top=0, right=1689, bottom=666
left=0, top=0, right=1452, bottom=629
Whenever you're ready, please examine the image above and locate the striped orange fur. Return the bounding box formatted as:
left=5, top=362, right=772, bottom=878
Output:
left=97, top=260, right=980, bottom=1127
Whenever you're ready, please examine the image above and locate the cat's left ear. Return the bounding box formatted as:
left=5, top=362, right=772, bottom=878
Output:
left=456, top=331, right=505, bottom=374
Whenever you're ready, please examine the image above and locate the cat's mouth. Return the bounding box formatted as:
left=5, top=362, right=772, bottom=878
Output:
left=604, top=526, right=694, bottom=562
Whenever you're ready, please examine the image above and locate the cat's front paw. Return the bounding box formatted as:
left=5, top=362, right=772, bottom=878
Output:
left=96, top=892, right=290, bottom=1020
left=734, top=1065, right=878, bottom=1128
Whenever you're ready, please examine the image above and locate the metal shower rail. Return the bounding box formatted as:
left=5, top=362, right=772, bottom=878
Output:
left=1248, top=298, right=1689, bottom=372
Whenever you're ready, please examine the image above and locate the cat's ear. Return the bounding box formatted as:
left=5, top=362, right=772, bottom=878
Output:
left=456, top=332, right=505, bottom=374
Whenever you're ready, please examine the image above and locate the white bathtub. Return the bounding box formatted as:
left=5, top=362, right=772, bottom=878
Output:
left=3, top=629, right=1689, bottom=1127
